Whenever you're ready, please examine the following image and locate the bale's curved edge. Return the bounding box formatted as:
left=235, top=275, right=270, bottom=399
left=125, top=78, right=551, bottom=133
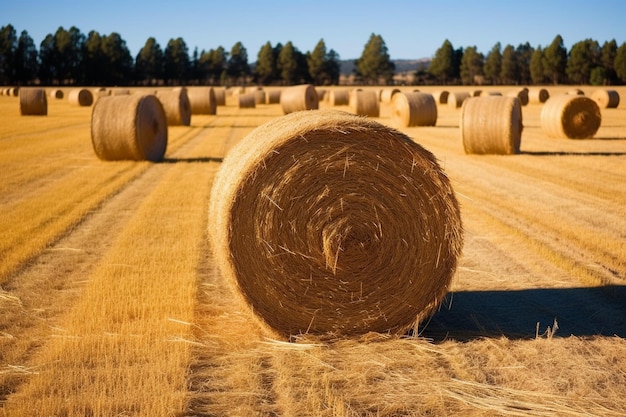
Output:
left=208, top=109, right=464, bottom=338
left=20, top=88, right=48, bottom=116
left=391, top=92, right=437, bottom=127
left=540, top=95, right=601, bottom=139
left=280, top=84, right=319, bottom=114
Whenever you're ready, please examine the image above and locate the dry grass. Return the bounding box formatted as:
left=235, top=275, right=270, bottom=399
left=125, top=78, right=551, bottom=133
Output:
left=0, top=86, right=625, bottom=416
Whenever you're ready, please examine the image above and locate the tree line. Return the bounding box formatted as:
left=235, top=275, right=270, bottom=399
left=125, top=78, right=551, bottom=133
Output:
left=1, top=23, right=625, bottom=87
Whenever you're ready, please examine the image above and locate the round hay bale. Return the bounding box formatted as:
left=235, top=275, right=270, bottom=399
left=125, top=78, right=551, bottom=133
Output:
left=391, top=92, right=437, bottom=127
left=328, top=89, right=350, bottom=106
left=540, top=94, right=601, bottom=139
left=214, top=87, right=226, bottom=106
left=156, top=88, right=191, bottom=126
left=506, top=88, right=529, bottom=106
left=238, top=93, right=256, bottom=108
left=380, top=88, right=401, bottom=103
left=265, top=89, right=281, bottom=104
left=590, top=89, right=620, bottom=109
left=432, top=90, right=449, bottom=104
left=470, top=90, right=482, bottom=97
left=448, top=92, right=471, bottom=109
left=480, top=91, right=502, bottom=96
left=49, top=89, right=64, bottom=99
left=280, top=84, right=319, bottom=114
left=254, top=89, right=266, bottom=105
left=90, top=94, right=167, bottom=161
left=110, top=88, right=131, bottom=96
left=19, top=88, right=47, bottom=116
left=317, top=88, right=327, bottom=102
left=208, top=109, right=463, bottom=337
left=349, top=90, right=380, bottom=117
left=567, top=88, right=585, bottom=96
left=461, top=96, right=523, bottom=154
left=68, top=88, right=94, bottom=106
left=187, top=87, right=217, bottom=115
left=9, top=87, right=20, bottom=97
left=528, top=88, right=549, bottom=104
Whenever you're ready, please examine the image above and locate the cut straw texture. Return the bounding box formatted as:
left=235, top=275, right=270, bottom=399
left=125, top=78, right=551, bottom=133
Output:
left=68, top=88, right=94, bottom=106
left=349, top=90, right=380, bottom=117
left=91, top=94, right=168, bottom=161
left=391, top=92, right=437, bottom=127
left=328, top=89, right=350, bottom=106
left=156, top=88, right=191, bottom=126
left=460, top=96, right=523, bottom=155
left=280, top=84, right=319, bottom=114
left=528, top=88, right=549, bottom=104
left=19, top=88, right=48, bottom=116
left=187, top=87, right=217, bottom=115
left=208, top=109, right=463, bottom=338
left=590, top=89, right=620, bottom=109
left=448, top=92, right=471, bottom=109
left=540, top=94, right=601, bottom=139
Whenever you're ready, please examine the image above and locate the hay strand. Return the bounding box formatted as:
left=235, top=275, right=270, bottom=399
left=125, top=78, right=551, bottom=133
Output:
left=528, top=88, right=549, bottom=104
left=461, top=96, right=523, bottom=154
left=187, top=87, right=217, bottom=115
left=349, top=90, right=380, bottom=117
left=448, top=92, right=471, bottom=109
left=391, top=92, right=437, bottom=127
left=19, top=88, right=47, bottom=116
left=68, top=88, right=94, bottom=106
left=208, top=109, right=463, bottom=337
left=156, top=88, right=191, bottom=126
left=540, top=95, right=601, bottom=139
left=590, top=89, right=620, bottom=109
left=280, top=84, right=319, bottom=114
left=90, top=94, right=168, bottom=161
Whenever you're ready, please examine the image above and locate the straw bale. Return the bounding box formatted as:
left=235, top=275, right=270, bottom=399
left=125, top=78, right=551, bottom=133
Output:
left=19, top=88, right=47, bottom=116
left=317, top=88, right=327, bottom=102
left=432, top=90, right=449, bottom=104
left=9, top=87, right=20, bottom=97
left=567, top=88, right=585, bottom=96
left=391, top=92, right=437, bottom=127
left=447, top=92, right=471, bottom=109
left=265, top=89, right=281, bottom=104
left=470, top=90, right=482, bottom=97
left=349, top=90, right=380, bottom=117
left=528, top=88, right=549, bottom=104
left=90, top=94, right=167, bottom=161
left=380, top=88, right=401, bottom=103
left=328, top=89, right=350, bottom=106
left=214, top=87, right=226, bottom=106
left=110, top=88, right=131, bottom=96
left=254, top=89, right=266, bottom=104
left=506, top=88, right=529, bottom=106
left=461, top=96, right=523, bottom=154
left=208, top=109, right=463, bottom=337
left=49, top=89, right=64, bottom=99
left=156, top=88, right=191, bottom=126
left=68, top=88, right=94, bottom=106
left=590, top=89, right=620, bottom=109
left=238, top=93, right=256, bottom=108
left=280, top=84, right=319, bottom=114
left=480, top=91, right=502, bottom=96
left=540, top=94, right=601, bottom=139
left=187, top=87, right=217, bottom=115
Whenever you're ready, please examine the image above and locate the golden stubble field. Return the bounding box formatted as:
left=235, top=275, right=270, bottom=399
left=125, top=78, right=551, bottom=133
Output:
left=0, top=84, right=625, bottom=416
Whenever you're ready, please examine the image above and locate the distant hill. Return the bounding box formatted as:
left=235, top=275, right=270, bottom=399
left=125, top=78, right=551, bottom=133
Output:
left=339, top=58, right=431, bottom=75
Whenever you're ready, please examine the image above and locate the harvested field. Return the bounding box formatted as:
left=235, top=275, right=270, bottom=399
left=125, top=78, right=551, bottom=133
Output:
left=0, top=85, right=625, bottom=416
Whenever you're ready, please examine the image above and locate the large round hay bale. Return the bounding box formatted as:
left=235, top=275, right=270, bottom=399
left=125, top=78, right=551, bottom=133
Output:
left=156, top=88, right=191, bottom=126
left=68, top=88, right=94, bottom=106
left=448, top=92, right=470, bottom=109
left=214, top=87, right=226, bottom=106
left=265, top=89, right=281, bottom=104
left=391, top=92, right=437, bottom=127
left=590, top=89, right=620, bottom=109
left=187, top=87, right=217, bottom=115
left=540, top=95, right=601, bottom=139
left=208, top=109, right=463, bottom=337
left=380, top=88, right=400, bottom=103
left=506, top=88, right=529, bottom=106
left=528, top=88, right=549, bottom=104
left=19, top=88, right=47, bottom=116
left=461, top=96, right=523, bottom=154
left=349, top=90, right=380, bottom=117
left=432, top=90, right=449, bottom=105
left=48, top=89, right=64, bottom=99
left=91, top=94, right=167, bottom=161
left=238, top=93, right=256, bottom=108
left=328, top=89, right=350, bottom=106
left=280, top=84, right=319, bottom=114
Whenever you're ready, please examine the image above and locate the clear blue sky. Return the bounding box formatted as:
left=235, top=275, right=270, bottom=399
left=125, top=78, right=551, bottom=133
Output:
left=2, top=0, right=625, bottom=60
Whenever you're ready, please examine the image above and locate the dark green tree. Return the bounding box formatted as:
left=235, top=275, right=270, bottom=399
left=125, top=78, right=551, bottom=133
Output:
left=163, top=37, right=190, bottom=85
left=14, top=30, right=38, bottom=84
left=135, top=37, right=163, bottom=85
left=199, top=46, right=227, bottom=85
left=484, top=42, right=502, bottom=84
left=38, top=33, right=55, bottom=84
left=567, top=39, right=600, bottom=84
left=324, top=48, right=341, bottom=85
left=307, top=39, right=327, bottom=85
left=516, top=42, right=534, bottom=85
left=83, top=31, right=106, bottom=85
left=255, top=41, right=276, bottom=85
left=614, top=42, right=626, bottom=83
left=543, top=34, right=567, bottom=84
left=277, top=41, right=298, bottom=84
left=459, top=46, right=483, bottom=85
left=53, top=26, right=85, bottom=84
left=101, top=32, right=133, bottom=85
left=227, top=42, right=250, bottom=86
left=530, top=46, right=546, bottom=84
left=0, top=24, right=17, bottom=84
left=500, top=44, right=518, bottom=85
left=354, top=33, right=394, bottom=84
left=601, top=39, right=618, bottom=85
left=429, top=39, right=455, bottom=84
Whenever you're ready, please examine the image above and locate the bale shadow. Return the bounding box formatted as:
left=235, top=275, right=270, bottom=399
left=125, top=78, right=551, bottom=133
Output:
left=421, top=285, right=626, bottom=342
left=161, top=157, right=223, bottom=163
